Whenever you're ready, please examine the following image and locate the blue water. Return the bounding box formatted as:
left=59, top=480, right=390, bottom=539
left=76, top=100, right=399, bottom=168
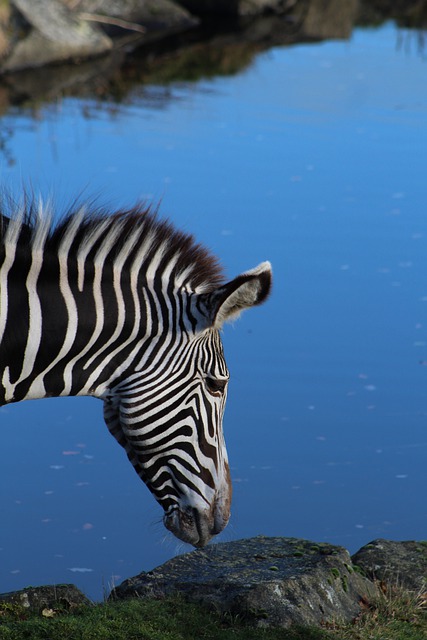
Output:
left=0, top=23, right=426, bottom=600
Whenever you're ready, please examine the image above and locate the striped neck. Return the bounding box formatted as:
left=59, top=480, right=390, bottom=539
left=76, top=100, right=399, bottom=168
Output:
left=0, top=204, right=222, bottom=404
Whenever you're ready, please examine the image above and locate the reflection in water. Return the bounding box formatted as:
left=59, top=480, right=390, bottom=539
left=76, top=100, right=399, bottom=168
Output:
left=0, top=15, right=426, bottom=600
left=0, top=1, right=426, bottom=169
left=0, top=0, right=426, bottom=115
left=396, top=27, right=427, bottom=57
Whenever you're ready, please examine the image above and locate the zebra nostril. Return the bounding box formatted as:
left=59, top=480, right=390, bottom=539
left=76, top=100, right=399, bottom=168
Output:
left=211, top=513, right=228, bottom=536
left=164, top=503, right=225, bottom=548
left=191, top=508, right=207, bottom=548
left=212, top=504, right=231, bottom=537
left=192, top=500, right=230, bottom=547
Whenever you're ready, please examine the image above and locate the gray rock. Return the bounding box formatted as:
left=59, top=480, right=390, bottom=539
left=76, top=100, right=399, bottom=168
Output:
left=3, top=0, right=112, bottom=72
left=112, top=536, right=379, bottom=628
left=12, top=0, right=110, bottom=46
left=302, top=0, right=359, bottom=40
left=0, top=584, right=92, bottom=611
left=1, top=0, right=198, bottom=74
left=352, top=539, right=427, bottom=593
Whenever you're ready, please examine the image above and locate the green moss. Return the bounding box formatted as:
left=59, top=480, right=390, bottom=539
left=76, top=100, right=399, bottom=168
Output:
left=352, top=564, right=366, bottom=576
left=248, top=607, right=269, bottom=620
left=0, top=602, right=29, bottom=622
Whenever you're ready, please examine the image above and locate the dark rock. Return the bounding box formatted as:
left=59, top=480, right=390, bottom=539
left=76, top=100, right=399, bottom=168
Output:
left=358, top=0, right=427, bottom=27
left=176, top=0, right=296, bottom=17
left=0, top=584, right=92, bottom=611
left=176, top=0, right=239, bottom=16
left=2, top=537, right=424, bottom=629
left=74, top=0, right=199, bottom=35
left=239, top=0, right=301, bottom=17
left=352, top=539, right=427, bottom=593
left=112, top=536, right=379, bottom=628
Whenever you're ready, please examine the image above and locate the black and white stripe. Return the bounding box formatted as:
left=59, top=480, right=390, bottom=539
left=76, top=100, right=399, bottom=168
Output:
left=0, top=200, right=272, bottom=547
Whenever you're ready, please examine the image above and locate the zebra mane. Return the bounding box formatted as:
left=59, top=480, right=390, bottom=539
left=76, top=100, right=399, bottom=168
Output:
left=0, top=199, right=224, bottom=292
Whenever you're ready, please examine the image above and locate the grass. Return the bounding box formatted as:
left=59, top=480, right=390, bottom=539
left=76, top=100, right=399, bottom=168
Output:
left=0, top=585, right=425, bottom=640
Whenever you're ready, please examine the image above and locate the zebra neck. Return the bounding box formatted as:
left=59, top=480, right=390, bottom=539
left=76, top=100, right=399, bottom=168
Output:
left=0, top=203, right=218, bottom=406
left=0, top=264, right=156, bottom=404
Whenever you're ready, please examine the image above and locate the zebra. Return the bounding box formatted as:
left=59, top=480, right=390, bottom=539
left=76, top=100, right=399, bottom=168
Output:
left=0, top=200, right=271, bottom=548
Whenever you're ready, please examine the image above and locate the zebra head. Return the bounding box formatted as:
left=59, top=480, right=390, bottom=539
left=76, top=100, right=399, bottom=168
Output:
left=104, top=260, right=272, bottom=548
left=0, top=202, right=271, bottom=550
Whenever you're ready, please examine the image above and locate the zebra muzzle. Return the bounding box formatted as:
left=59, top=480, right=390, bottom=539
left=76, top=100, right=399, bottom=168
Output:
left=164, top=501, right=230, bottom=548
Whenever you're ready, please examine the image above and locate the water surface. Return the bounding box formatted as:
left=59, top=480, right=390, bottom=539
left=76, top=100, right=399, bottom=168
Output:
left=0, top=22, right=426, bottom=599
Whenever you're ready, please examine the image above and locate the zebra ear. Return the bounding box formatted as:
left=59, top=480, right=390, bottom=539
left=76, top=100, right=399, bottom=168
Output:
left=203, top=261, right=272, bottom=329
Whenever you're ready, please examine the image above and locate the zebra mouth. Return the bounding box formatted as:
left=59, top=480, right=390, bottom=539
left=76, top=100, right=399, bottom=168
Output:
left=164, top=504, right=229, bottom=548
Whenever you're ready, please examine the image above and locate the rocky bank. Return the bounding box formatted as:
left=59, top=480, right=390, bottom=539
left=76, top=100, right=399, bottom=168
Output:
left=0, top=0, right=425, bottom=110
left=1, top=536, right=426, bottom=628
left=1, top=0, right=426, bottom=75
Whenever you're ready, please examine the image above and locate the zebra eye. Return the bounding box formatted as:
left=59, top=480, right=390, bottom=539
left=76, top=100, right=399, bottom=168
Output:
left=205, top=376, right=227, bottom=396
